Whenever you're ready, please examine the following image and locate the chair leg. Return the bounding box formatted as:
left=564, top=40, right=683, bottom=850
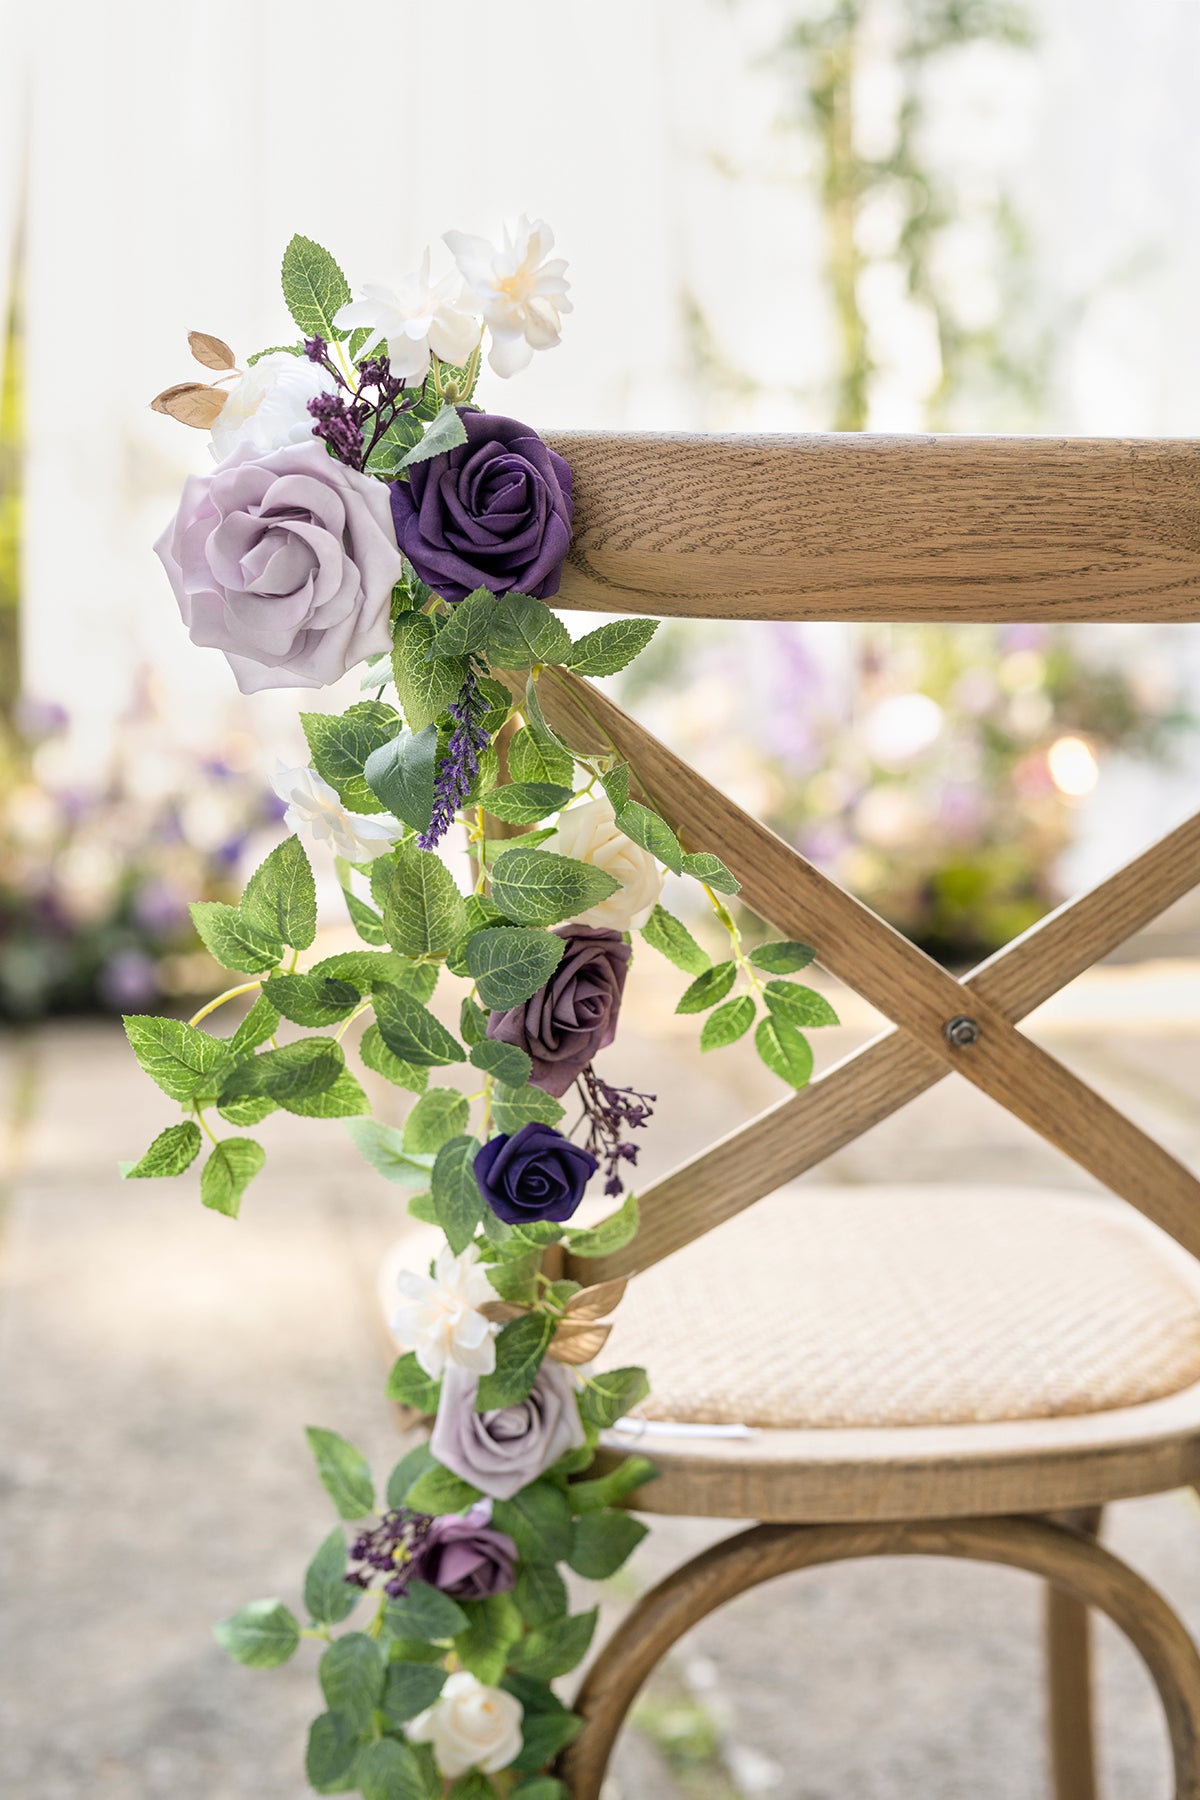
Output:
left=1046, top=1508, right=1103, bottom=1800
left=558, top=1515, right=1200, bottom=1800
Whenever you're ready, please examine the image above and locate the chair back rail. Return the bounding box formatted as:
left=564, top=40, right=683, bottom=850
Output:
left=543, top=431, right=1200, bottom=623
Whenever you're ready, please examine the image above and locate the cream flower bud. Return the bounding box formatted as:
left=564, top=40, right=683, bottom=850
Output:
left=554, top=795, right=665, bottom=930
left=406, top=1670, right=524, bottom=1778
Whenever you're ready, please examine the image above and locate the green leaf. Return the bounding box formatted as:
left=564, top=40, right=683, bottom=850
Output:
left=305, top=1710, right=361, bottom=1793
left=320, top=1633, right=384, bottom=1735
left=755, top=1014, right=815, bottom=1089
left=285, top=1067, right=371, bottom=1119
left=459, top=994, right=489, bottom=1047
left=747, top=939, right=816, bottom=975
left=700, top=993, right=756, bottom=1051
left=453, top=1592, right=523, bottom=1684
left=485, top=594, right=572, bottom=669
left=578, top=1366, right=649, bottom=1431
left=565, top=617, right=658, bottom=677
left=510, top=1780, right=571, bottom=1800
left=507, top=724, right=573, bottom=788
left=681, top=850, right=740, bottom=895
left=468, top=1039, right=532, bottom=1087
left=306, top=1426, right=375, bottom=1521
left=599, top=764, right=630, bottom=811
left=641, top=904, right=711, bottom=975
left=568, top=1455, right=657, bottom=1513
left=403, top=1087, right=470, bottom=1155
left=354, top=1735, right=434, bottom=1800
left=431, top=1134, right=484, bottom=1253
left=615, top=801, right=683, bottom=873
left=475, top=1313, right=554, bottom=1410
left=312, top=950, right=422, bottom=992
left=302, top=701, right=402, bottom=815
left=405, top=1462, right=483, bottom=1515
left=384, top=1579, right=468, bottom=1643
left=384, top=1354, right=442, bottom=1414
left=346, top=1118, right=435, bottom=1186
left=373, top=984, right=465, bottom=1068
left=383, top=1661, right=448, bottom=1725
left=392, top=612, right=467, bottom=733
left=568, top=1508, right=649, bottom=1579
left=563, top=1192, right=640, bottom=1258
left=218, top=1037, right=344, bottom=1111
left=263, top=971, right=361, bottom=1027
left=511, top=1711, right=583, bottom=1775
left=492, top=1480, right=574, bottom=1565
left=465, top=926, right=565, bottom=1010
left=675, top=961, right=737, bottom=1014
left=190, top=900, right=282, bottom=973
left=343, top=887, right=389, bottom=945
left=763, top=979, right=839, bottom=1027
left=426, top=587, right=499, bottom=658
left=216, top=1094, right=277, bottom=1127
left=123, top=1015, right=227, bottom=1103
left=482, top=782, right=575, bottom=825
left=241, top=837, right=317, bottom=951
left=514, top=1561, right=570, bottom=1628
left=247, top=342, right=305, bottom=365
left=490, top=848, right=619, bottom=928
left=213, top=1598, right=300, bottom=1669
left=228, top=992, right=281, bottom=1056
left=305, top=1527, right=359, bottom=1626
left=385, top=1442, right=436, bottom=1506
left=447, top=1775, right=496, bottom=1800
left=508, top=1608, right=597, bottom=1680
left=281, top=233, right=352, bottom=340
left=382, top=845, right=466, bottom=957
left=121, top=1121, right=202, bottom=1179
left=492, top=1082, right=566, bottom=1134
left=199, top=1138, right=266, bottom=1218
left=401, top=400, right=469, bottom=468
left=408, top=1190, right=438, bottom=1224
left=364, top=724, right=439, bottom=835
left=365, top=410, right=425, bottom=476
left=359, top=1024, right=429, bottom=1093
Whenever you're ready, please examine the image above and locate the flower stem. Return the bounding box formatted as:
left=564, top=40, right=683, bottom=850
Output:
left=188, top=979, right=263, bottom=1028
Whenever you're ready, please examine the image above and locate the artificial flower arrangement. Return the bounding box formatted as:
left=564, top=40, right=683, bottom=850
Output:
left=127, top=221, right=831, bottom=1797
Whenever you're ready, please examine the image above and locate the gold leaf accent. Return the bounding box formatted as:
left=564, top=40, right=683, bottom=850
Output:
left=563, top=1278, right=628, bottom=1322
left=479, top=1300, right=529, bottom=1324
left=188, top=329, right=237, bottom=371
left=150, top=382, right=227, bottom=429
left=548, top=1319, right=612, bottom=1364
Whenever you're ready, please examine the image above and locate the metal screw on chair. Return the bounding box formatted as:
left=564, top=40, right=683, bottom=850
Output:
left=944, top=1014, right=980, bottom=1048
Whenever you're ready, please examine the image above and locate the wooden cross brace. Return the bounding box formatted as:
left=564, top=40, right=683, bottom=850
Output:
left=523, top=665, right=1200, bottom=1285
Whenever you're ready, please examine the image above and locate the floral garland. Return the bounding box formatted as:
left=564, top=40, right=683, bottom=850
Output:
left=128, top=220, right=830, bottom=1798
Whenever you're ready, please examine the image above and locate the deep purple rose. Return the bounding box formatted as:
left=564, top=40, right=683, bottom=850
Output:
left=412, top=1504, right=518, bottom=1601
left=487, top=926, right=631, bottom=1098
left=474, top=1123, right=597, bottom=1226
left=430, top=1361, right=587, bottom=1500
left=390, top=410, right=573, bottom=603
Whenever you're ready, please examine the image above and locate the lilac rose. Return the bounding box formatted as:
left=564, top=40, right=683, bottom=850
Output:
left=154, top=440, right=403, bottom=693
left=412, top=1504, right=518, bottom=1601
left=390, top=410, right=573, bottom=604
left=474, top=1123, right=597, bottom=1226
left=430, top=1360, right=586, bottom=1501
left=487, top=926, right=631, bottom=1098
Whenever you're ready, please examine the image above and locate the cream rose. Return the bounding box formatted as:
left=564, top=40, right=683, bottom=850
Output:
left=406, top=1670, right=524, bottom=1777
left=554, top=794, right=665, bottom=930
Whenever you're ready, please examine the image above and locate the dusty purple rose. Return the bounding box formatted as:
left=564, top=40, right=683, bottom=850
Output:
left=430, top=1360, right=586, bottom=1501
left=487, top=926, right=631, bottom=1098
left=154, top=440, right=403, bottom=693
left=390, top=410, right=573, bottom=603
left=474, top=1123, right=597, bottom=1226
left=412, top=1504, right=518, bottom=1601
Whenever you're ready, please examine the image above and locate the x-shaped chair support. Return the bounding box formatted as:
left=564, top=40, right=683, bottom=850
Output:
left=525, top=666, right=1200, bottom=1283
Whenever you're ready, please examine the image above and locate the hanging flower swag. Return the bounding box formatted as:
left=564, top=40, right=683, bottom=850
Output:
left=130, top=223, right=832, bottom=1797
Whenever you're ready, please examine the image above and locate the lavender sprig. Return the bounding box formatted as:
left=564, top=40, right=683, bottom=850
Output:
left=575, top=1064, right=656, bottom=1196
left=345, top=1507, right=435, bottom=1599
left=419, top=666, right=492, bottom=852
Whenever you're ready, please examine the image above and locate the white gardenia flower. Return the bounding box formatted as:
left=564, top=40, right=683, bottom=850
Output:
left=209, top=353, right=336, bottom=462
left=554, top=793, right=665, bottom=930
left=332, top=250, right=480, bottom=383
left=390, top=1242, right=497, bottom=1381
left=407, top=1671, right=524, bottom=1778
left=444, top=215, right=572, bottom=378
left=269, top=763, right=398, bottom=863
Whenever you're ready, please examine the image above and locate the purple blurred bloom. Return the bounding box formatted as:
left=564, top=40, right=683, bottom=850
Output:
left=98, top=949, right=159, bottom=1011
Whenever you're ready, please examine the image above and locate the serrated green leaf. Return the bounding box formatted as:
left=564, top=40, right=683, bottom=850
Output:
left=492, top=1481, right=574, bottom=1566
left=305, top=1710, right=361, bottom=1794
left=426, top=587, right=498, bottom=658
left=284, top=1067, right=371, bottom=1119
left=405, top=1462, right=482, bottom=1515
left=384, top=1354, right=443, bottom=1414
left=641, top=904, right=711, bottom=975
left=218, top=1037, right=343, bottom=1111
left=363, top=723, right=439, bottom=835
left=241, top=836, right=317, bottom=950
left=214, top=1598, right=300, bottom=1669
left=359, top=1024, right=430, bottom=1093
left=681, top=850, right=740, bottom=895
left=615, top=801, right=683, bottom=874
left=482, top=782, right=574, bottom=825
left=514, top=1562, right=569, bottom=1628
left=568, top=1509, right=649, bottom=1579
left=453, top=1592, right=523, bottom=1684
left=216, top=1094, right=277, bottom=1127
left=431, top=1134, right=484, bottom=1253
left=281, top=233, right=352, bottom=340
left=342, top=886, right=389, bottom=945
left=365, top=411, right=424, bottom=476
left=763, top=979, right=839, bottom=1027
left=319, top=1633, right=384, bottom=1737
left=507, top=724, right=573, bottom=788
left=355, top=1737, right=433, bottom=1800
left=700, top=993, right=756, bottom=1051
left=392, top=611, right=467, bottom=732
left=447, top=1773, right=496, bottom=1800
left=190, top=900, right=282, bottom=973
left=247, top=342, right=305, bottom=365
left=747, top=939, right=817, bottom=974
left=492, top=1082, right=566, bottom=1134
left=400, top=399, right=469, bottom=468
left=385, top=1579, right=468, bottom=1643
left=345, top=1117, right=435, bottom=1185
left=468, top=1038, right=532, bottom=1087
left=381, top=844, right=466, bottom=957
left=464, top=926, right=565, bottom=1009
left=755, top=1014, right=815, bottom=1089
left=403, top=1087, right=470, bottom=1155
left=565, top=617, right=658, bottom=677
left=305, top=1527, right=359, bottom=1627
left=263, top=971, right=361, bottom=1027
left=306, top=1426, right=375, bottom=1521
left=511, top=1711, right=583, bottom=1775
left=459, top=994, right=489, bottom=1046
left=199, top=1137, right=266, bottom=1218
left=481, top=1248, right=542, bottom=1304
left=228, top=991, right=280, bottom=1056
left=374, top=984, right=465, bottom=1067
left=599, top=763, right=630, bottom=811
left=302, top=701, right=402, bottom=815
left=490, top=848, right=619, bottom=928
left=311, top=950, right=419, bottom=991
left=385, top=1443, right=436, bottom=1507
left=123, top=1015, right=227, bottom=1103
left=475, top=1313, right=554, bottom=1410
left=675, top=960, right=737, bottom=1014
left=508, top=1607, right=597, bottom=1680
left=121, top=1121, right=202, bottom=1180
left=485, top=595, right=572, bottom=669
left=383, top=1660, right=448, bottom=1726
left=564, top=1191, right=639, bottom=1258
left=578, top=1366, right=649, bottom=1430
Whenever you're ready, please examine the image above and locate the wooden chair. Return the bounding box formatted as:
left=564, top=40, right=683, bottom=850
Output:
left=528, top=432, right=1200, bottom=1799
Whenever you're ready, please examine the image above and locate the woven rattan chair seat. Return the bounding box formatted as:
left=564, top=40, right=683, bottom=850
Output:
left=603, top=1185, right=1200, bottom=1432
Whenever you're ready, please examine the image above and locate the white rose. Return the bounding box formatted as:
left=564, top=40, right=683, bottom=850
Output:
left=209, top=353, right=337, bottom=461
left=389, top=1242, right=497, bottom=1380
left=407, top=1670, right=524, bottom=1777
left=554, top=794, right=665, bottom=930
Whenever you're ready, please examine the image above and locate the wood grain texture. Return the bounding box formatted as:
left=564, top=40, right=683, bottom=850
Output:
left=542, top=431, right=1200, bottom=622
left=1046, top=1508, right=1104, bottom=1800
left=528, top=669, right=1200, bottom=1267
left=558, top=1516, right=1200, bottom=1800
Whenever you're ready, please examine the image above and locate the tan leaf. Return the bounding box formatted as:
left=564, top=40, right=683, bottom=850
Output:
left=564, top=1278, right=628, bottom=1322
left=548, top=1319, right=612, bottom=1364
left=479, top=1300, right=529, bottom=1324
left=150, top=382, right=227, bottom=428
left=188, top=329, right=237, bottom=371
